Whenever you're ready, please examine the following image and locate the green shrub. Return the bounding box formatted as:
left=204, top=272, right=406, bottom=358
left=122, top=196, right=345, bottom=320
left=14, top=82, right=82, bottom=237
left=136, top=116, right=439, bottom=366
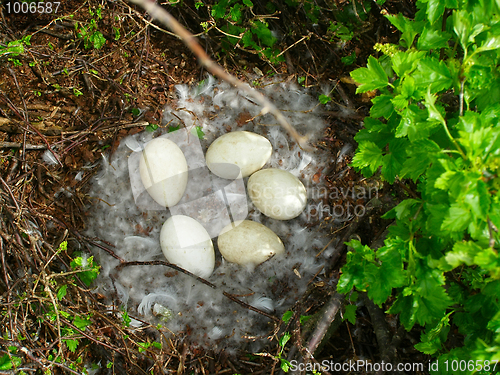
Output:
left=339, top=0, right=500, bottom=372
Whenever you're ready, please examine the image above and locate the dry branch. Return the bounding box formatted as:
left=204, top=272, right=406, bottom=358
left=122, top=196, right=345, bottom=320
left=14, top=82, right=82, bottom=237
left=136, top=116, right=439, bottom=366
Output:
left=127, top=0, right=312, bottom=150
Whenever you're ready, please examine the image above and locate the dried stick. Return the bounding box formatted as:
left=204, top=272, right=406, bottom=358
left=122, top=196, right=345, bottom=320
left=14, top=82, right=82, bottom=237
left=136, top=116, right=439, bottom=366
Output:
left=115, top=260, right=280, bottom=322
left=127, top=0, right=311, bottom=150
left=0, top=142, right=47, bottom=150
left=306, top=292, right=344, bottom=355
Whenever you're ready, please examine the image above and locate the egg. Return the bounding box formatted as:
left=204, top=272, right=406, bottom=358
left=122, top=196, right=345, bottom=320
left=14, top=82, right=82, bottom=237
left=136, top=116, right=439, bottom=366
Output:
left=205, top=131, right=272, bottom=179
left=139, top=137, right=188, bottom=207
left=217, top=220, right=285, bottom=266
left=247, top=168, right=307, bottom=220
left=160, top=215, right=215, bottom=278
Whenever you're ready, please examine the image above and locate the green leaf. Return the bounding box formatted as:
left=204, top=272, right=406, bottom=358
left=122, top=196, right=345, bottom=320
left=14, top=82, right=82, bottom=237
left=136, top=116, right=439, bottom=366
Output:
left=338, top=240, right=374, bottom=294
left=58, top=241, right=68, bottom=252
left=279, top=332, right=291, bottom=347
left=417, top=27, right=451, bottom=51
left=318, top=94, right=331, bottom=104
left=0, top=354, right=22, bottom=370
left=366, top=246, right=406, bottom=305
left=425, top=0, right=445, bottom=24
left=441, top=203, right=471, bottom=233
left=191, top=126, right=205, bottom=139
left=229, top=4, right=243, bottom=23
left=122, top=309, right=131, bottom=327
left=391, top=51, right=426, bottom=77
left=354, top=117, right=393, bottom=149
left=414, top=312, right=452, bottom=354
left=138, top=342, right=150, bottom=353
left=251, top=21, right=276, bottom=47
left=89, top=31, right=106, bottom=49
left=64, top=339, right=79, bottom=353
left=280, top=358, right=291, bottom=372
left=445, top=241, right=480, bottom=268
left=370, top=95, right=394, bottom=119
left=350, top=56, right=389, bottom=93
left=242, top=0, right=253, bottom=6
left=146, top=123, right=159, bottom=132
left=414, top=58, right=453, bottom=93
left=211, top=0, right=229, bottom=19
left=424, top=88, right=446, bottom=126
left=395, top=263, right=451, bottom=329
left=400, top=139, right=439, bottom=180
left=282, top=310, right=293, bottom=323
left=299, top=315, right=312, bottom=324
left=341, top=52, right=356, bottom=65
left=57, top=285, right=68, bottom=301
left=351, top=141, right=383, bottom=176
left=464, top=180, right=490, bottom=221
left=152, top=341, right=162, bottom=350
left=476, top=33, right=500, bottom=54
left=385, top=13, right=424, bottom=48
left=383, top=198, right=421, bottom=220
left=396, top=104, right=438, bottom=141
left=73, top=315, right=91, bottom=330
left=344, top=304, right=357, bottom=324
left=381, top=138, right=407, bottom=183
left=167, top=125, right=179, bottom=133
left=237, top=30, right=254, bottom=49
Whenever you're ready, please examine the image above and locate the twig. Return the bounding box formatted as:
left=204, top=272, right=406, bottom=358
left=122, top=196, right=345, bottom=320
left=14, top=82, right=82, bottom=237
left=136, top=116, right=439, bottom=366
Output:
left=488, top=216, right=498, bottom=249
left=0, top=90, right=62, bottom=167
left=0, top=142, right=47, bottom=150
left=116, top=260, right=217, bottom=288
left=127, top=0, right=312, bottom=150
left=360, top=293, right=391, bottom=362
left=116, top=260, right=280, bottom=322
left=0, top=176, right=20, bottom=212
left=223, top=292, right=280, bottom=322
left=306, top=292, right=344, bottom=355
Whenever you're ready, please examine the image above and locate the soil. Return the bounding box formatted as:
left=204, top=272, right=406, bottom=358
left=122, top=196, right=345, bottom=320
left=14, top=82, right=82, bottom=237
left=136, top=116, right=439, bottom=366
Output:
left=0, top=0, right=432, bottom=374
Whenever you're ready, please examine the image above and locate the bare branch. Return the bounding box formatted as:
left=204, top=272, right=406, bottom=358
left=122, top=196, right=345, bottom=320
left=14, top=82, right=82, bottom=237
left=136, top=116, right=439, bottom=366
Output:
left=127, top=0, right=312, bottom=150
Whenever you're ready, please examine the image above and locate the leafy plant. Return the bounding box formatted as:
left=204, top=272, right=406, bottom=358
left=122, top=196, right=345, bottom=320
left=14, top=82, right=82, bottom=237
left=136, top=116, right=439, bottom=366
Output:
left=75, top=6, right=106, bottom=49
left=0, top=351, right=22, bottom=371
left=276, top=331, right=292, bottom=372
left=339, top=0, right=500, bottom=372
left=70, top=254, right=100, bottom=286
left=209, top=0, right=284, bottom=64
left=0, top=35, right=31, bottom=58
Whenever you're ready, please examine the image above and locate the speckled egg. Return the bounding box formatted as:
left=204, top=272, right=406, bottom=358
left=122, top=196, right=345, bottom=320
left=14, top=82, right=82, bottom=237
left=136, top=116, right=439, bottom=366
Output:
left=160, top=215, right=215, bottom=278
left=205, top=131, right=272, bottom=179
left=247, top=168, right=307, bottom=220
left=217, top=220, right=285, bottom=266
left=139, top=137, right=188, bottom=207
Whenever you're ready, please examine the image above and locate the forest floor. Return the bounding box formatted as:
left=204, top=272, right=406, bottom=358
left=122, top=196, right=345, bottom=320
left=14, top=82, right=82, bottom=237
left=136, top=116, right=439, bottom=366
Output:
left=0, top=0, right=433, bottom=374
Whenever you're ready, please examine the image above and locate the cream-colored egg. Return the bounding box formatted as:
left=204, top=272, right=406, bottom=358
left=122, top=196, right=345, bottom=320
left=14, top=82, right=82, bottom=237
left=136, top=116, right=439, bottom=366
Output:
left=248, top=169, right=307, bottom=220
left=217, top=220, right=285, bottom=266
left=206, top=131, right=272, bottom=179
left=160, top=215, right=215, bottom=278
left=139, top=137, right=188, bottom=207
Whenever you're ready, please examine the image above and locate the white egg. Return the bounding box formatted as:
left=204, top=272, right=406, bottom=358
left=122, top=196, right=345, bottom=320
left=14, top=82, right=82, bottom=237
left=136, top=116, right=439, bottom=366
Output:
left=205, top=131, right=272, bottom=179
left=139, top=137, right=188, bottom=207
left=160, top=215, right=215, bottom=278
left=247, top=168, right=307, bottom=220
left=217, top=220, right=285, bottom=266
